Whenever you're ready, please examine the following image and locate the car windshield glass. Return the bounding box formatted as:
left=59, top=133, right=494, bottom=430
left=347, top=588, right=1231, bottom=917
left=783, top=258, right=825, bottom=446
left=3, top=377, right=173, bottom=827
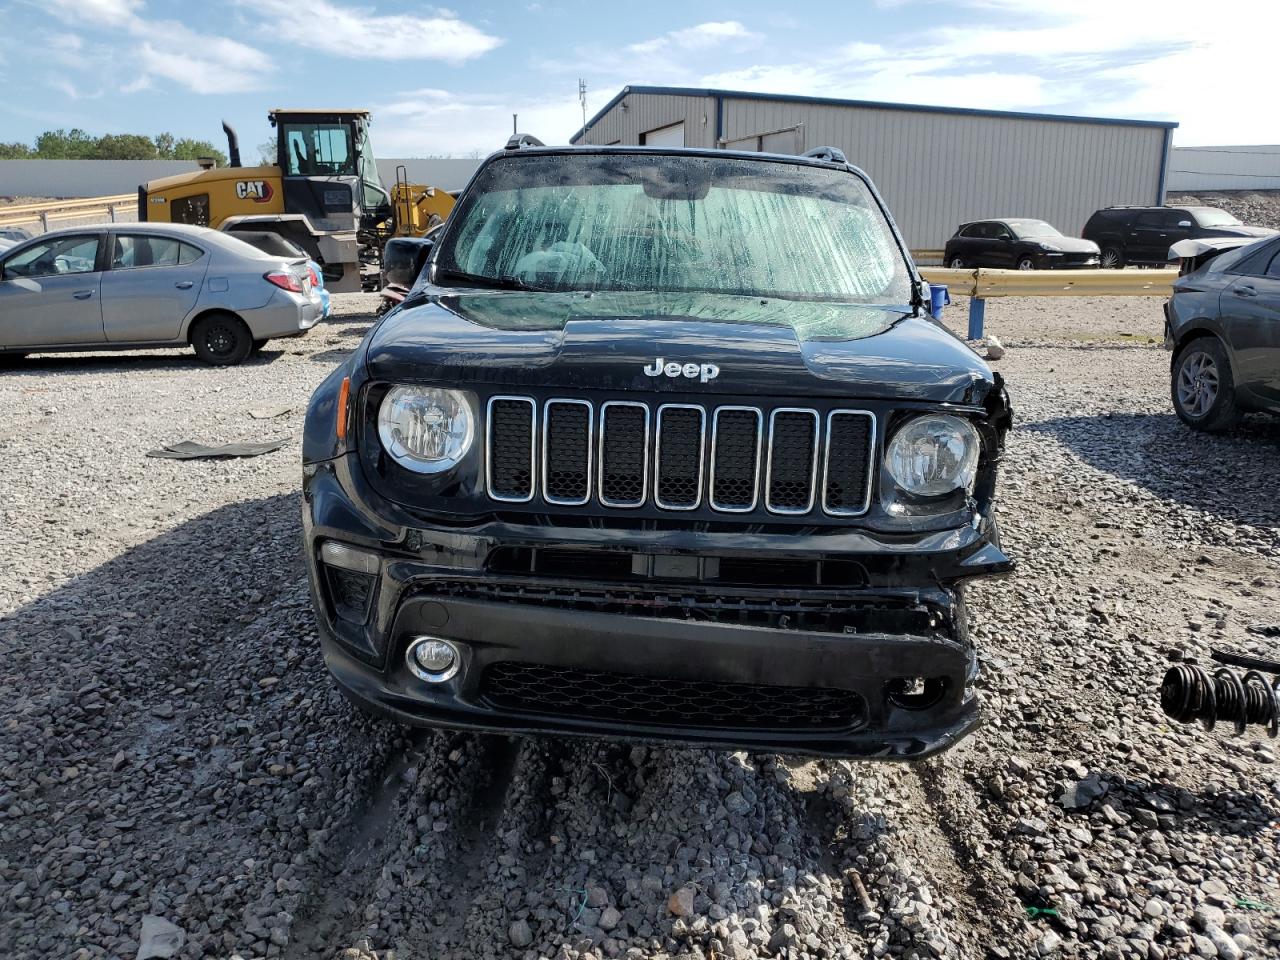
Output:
left=1007, top=219, right=1061, bottom=239
left=437, top=153, right=911, bottom=304
left=1193, top=208, right=1241, bottom=227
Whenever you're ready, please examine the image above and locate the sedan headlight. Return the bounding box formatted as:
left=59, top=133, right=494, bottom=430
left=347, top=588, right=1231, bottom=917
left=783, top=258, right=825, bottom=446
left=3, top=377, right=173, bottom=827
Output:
left=1038, top=242, right=1062, bottom=252
left=885, top=414, right=980, bottom=497
left=377, top=386, right=474, bottom=473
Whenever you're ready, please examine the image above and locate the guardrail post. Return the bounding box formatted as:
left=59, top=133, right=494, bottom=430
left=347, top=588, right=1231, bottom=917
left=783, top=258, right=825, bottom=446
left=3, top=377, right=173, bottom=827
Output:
left=109, top=204, right=118, bottom=223
left=967, top=298, right=985, bottom=341
left=40, top=212, right=49, bottom=234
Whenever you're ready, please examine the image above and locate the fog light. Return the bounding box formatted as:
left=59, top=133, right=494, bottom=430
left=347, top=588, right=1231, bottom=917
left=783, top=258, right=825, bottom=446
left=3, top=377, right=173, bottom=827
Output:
left=406, top=636, right=460, bottom=683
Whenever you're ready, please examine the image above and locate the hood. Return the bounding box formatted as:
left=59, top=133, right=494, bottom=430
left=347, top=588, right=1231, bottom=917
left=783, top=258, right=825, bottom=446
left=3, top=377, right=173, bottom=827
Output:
left=364, top=290, right=994, bottom=404
left=1037, top=236, right=1099, bottom=253
left=1203, top=225, right=1277, bottom=239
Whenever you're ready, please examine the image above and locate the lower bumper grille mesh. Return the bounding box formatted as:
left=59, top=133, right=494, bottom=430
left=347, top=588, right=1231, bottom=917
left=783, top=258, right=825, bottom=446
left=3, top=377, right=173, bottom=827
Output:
left=480, top=661, right=864, bottom=731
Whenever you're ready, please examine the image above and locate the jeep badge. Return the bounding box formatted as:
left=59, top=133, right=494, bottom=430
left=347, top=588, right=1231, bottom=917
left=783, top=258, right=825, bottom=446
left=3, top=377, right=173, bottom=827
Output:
left=643, top=357, right=720, bottom=383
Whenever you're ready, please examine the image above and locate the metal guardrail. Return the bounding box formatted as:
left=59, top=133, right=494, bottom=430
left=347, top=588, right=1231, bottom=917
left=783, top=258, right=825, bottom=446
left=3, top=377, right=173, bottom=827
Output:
left=919, top=266, right=1177, bottom=339
left=0, top=194, right=136, bottom=232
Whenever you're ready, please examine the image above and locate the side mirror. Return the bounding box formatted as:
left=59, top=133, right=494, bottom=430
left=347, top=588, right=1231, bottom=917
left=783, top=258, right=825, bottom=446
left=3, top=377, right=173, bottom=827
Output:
left=381, top=235, right=436, bottom=288
left=1177, top=220, right=1192, bottom=228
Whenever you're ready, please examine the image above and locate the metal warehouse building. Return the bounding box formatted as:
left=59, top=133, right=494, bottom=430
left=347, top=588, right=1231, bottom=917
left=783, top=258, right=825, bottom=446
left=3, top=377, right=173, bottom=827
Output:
left=571, top=86, right=1177, bottom=252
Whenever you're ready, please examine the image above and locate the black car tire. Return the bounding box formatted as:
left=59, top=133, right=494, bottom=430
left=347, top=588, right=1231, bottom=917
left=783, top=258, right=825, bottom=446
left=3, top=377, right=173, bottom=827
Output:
left=191, top=313, right=253, bottom=366
left=1016, top=255, right=1037, bottom=270
left=1171, top=338, right=1242, bottom=432
left=948, top=256, right=966, bottom=268
left=1100, top=247, right=1124, bottom=269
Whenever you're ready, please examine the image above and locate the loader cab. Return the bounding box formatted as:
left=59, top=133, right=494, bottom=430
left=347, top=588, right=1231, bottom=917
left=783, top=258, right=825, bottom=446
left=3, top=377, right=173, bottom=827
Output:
left=269, top=109, right=391, bottom=233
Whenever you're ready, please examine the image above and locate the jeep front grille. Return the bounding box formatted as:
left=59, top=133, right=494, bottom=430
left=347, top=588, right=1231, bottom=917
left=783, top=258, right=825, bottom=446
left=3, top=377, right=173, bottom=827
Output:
left=485, top=397, right=875, bottom=517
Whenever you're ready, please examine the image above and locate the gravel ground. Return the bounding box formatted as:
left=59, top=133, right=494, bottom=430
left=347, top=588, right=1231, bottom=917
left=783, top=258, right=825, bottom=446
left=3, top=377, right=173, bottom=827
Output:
left=2, top=294, right=1278, bottom=960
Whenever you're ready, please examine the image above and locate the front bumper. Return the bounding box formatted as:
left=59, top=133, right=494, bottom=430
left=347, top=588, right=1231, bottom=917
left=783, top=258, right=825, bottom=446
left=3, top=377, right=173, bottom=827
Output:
left=1040, top=253, right=1100, bottom=269
left=303, top=456, right=1011, bottom=759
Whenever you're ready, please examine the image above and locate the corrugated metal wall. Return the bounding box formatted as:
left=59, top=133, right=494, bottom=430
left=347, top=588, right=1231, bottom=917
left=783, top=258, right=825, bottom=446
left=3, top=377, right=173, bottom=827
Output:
left=578, top=94, right=717, bottom=149
left=0, top=160, right=200, bottom=199
left=580, top=92, right=1170, bottom=250
left=1167, top=146, right=1280, bottom=191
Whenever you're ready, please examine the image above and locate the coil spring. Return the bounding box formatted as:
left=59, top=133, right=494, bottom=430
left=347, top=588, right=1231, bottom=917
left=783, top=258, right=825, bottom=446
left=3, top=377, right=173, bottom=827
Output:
left=1161, top=663, right=1280, bottom=737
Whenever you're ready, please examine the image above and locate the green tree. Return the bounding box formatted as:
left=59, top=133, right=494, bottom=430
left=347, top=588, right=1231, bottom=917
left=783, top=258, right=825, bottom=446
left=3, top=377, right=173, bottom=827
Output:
left=170, top=138, right=227, bottom=166
left=154, top=132, right=175, bottom=158
left=95, top=133, right=158, bottom=160
left=0, top=142, right=33, bottom=159
left=34, top=128, right=97, bottom=159
left=256, top=139, right=276, bottom=165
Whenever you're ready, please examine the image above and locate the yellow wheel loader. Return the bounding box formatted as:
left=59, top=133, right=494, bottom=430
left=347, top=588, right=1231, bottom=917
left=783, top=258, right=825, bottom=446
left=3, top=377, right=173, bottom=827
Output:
left=137, top=110, right=454, bottom=292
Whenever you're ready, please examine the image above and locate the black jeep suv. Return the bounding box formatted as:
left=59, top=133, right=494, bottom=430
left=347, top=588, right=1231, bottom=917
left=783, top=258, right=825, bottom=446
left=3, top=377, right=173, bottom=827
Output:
left=302, top=142, right=1013, bottom=759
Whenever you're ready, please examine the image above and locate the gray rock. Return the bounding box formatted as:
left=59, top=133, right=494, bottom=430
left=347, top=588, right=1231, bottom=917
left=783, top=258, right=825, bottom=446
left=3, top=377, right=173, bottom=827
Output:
left=509, top=918, right=534, bottom=948
left=1059, top=774, right=1108, bottom=810
left=136, top=916, right=184, bottom=959
left=1207, top=926, right=1242, bottom=960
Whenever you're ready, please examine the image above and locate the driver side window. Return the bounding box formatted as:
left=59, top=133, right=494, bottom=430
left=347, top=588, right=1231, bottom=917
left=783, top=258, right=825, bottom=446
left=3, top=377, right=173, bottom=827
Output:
left=2, top=235, right=99, bottom=280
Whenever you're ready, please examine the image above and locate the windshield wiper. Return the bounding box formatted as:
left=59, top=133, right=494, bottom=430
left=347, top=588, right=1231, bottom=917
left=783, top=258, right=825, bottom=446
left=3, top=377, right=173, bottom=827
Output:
left=433, top=268, right=546, bottom=292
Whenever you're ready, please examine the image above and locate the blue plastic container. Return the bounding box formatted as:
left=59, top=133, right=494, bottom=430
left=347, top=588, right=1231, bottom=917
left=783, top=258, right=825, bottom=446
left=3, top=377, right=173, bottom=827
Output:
left=928, top=284, right=950, bottom=320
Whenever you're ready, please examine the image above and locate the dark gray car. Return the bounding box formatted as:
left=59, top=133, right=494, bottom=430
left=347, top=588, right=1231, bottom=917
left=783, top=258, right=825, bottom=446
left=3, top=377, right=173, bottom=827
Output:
left=0, top=223, right=321, bottom=365
left=1165, top=235, right=1280, bottom=430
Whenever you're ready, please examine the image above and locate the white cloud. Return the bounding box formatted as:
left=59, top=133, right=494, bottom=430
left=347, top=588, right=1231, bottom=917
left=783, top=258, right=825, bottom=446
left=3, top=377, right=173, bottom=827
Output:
left=47, top=0, right=142, bottom=27
left=137, top=32, right=274, bottom=94
left=373, top=89, right=582, bottom=156
left=628, top=21, right=760, bottom=57
left=236, top=0, right=502, bottom=62
left=39, top=0, right=275, bottom=95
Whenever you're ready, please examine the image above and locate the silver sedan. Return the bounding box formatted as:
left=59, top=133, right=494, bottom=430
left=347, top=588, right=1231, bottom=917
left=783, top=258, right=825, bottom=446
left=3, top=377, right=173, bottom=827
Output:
left=0, top=223, right=321, bottom=365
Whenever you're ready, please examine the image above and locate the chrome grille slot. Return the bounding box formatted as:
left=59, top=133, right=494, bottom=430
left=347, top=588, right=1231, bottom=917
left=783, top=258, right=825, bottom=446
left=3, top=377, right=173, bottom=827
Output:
left=598, top=401, right=649, bottom=507
left=485, top=397, right=536, bottom=502
left=542, top=400, right=592, bottom=505
left=765, top=408, right=820, bottom=514
left=823, top=410, right=876, bottom=516
left=709, top=407, right=762, bottom=512
left=653, top=404, right=705, bottom=510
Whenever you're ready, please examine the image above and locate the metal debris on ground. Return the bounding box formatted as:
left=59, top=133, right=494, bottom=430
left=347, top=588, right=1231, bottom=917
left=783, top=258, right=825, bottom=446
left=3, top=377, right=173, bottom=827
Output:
left=145, top=439, right=287, bottom=459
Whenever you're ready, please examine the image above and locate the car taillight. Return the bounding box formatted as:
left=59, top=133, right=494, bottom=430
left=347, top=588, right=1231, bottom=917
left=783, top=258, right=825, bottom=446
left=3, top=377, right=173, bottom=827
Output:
left=309, top=266, right=320, bottom=287
left=265, top=271, right=303, bottom=292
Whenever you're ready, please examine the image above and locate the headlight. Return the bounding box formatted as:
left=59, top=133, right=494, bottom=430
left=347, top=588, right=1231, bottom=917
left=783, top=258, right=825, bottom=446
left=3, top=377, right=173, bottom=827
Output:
left=1038, top=242, right=1061, bottom=252
left=885, top=414, right=980, bottom=497
left=377, top=386, right=474, bottom=473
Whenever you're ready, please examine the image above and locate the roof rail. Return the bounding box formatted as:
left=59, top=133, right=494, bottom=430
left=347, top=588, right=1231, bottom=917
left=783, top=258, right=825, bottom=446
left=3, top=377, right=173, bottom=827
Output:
left=802, top=146, right=847, bottom=164
left=505, top=133, right=545, bottom=150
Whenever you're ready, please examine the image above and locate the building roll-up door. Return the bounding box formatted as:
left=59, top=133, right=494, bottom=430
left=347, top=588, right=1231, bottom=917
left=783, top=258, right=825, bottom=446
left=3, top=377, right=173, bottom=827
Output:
left=641, top=122, right=685, bottom=148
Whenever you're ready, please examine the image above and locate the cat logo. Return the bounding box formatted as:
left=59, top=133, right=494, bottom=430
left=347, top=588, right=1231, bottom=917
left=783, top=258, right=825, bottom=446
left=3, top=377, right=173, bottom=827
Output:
left=235, top=180, right=274, bottom=203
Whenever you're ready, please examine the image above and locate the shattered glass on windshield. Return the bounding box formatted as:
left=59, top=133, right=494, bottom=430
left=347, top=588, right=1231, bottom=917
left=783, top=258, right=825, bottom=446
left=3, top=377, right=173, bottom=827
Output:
left=438, top=153, right=911, bottom=305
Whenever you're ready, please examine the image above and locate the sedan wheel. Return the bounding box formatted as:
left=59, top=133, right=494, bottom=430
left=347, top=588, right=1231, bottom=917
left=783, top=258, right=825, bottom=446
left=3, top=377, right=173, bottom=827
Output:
left=191, top=313, right=253, bottom=366
left=1171, top=338, right=1242, bottom=431
left=1016, top=256, right=1036, bottom=270
left=948, top=256, right=966, bottom=268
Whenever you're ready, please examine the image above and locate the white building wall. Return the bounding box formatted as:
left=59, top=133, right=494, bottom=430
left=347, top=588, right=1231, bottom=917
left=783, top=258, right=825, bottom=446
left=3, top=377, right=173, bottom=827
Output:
left=1167, top=146, right=1280, bottom=191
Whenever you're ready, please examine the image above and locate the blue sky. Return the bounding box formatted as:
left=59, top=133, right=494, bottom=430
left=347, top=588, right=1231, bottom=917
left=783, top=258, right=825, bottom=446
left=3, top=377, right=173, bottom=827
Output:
left=0, top=0, right=1270, bottom=158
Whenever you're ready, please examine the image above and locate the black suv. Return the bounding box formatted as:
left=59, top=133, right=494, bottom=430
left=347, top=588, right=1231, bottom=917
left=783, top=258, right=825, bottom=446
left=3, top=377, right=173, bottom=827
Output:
left=944, top=218, right=1099, bottom=270
left=302, top=141, right=1013, bottom=759
left=1083, top=205, right=1275, bottom=268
